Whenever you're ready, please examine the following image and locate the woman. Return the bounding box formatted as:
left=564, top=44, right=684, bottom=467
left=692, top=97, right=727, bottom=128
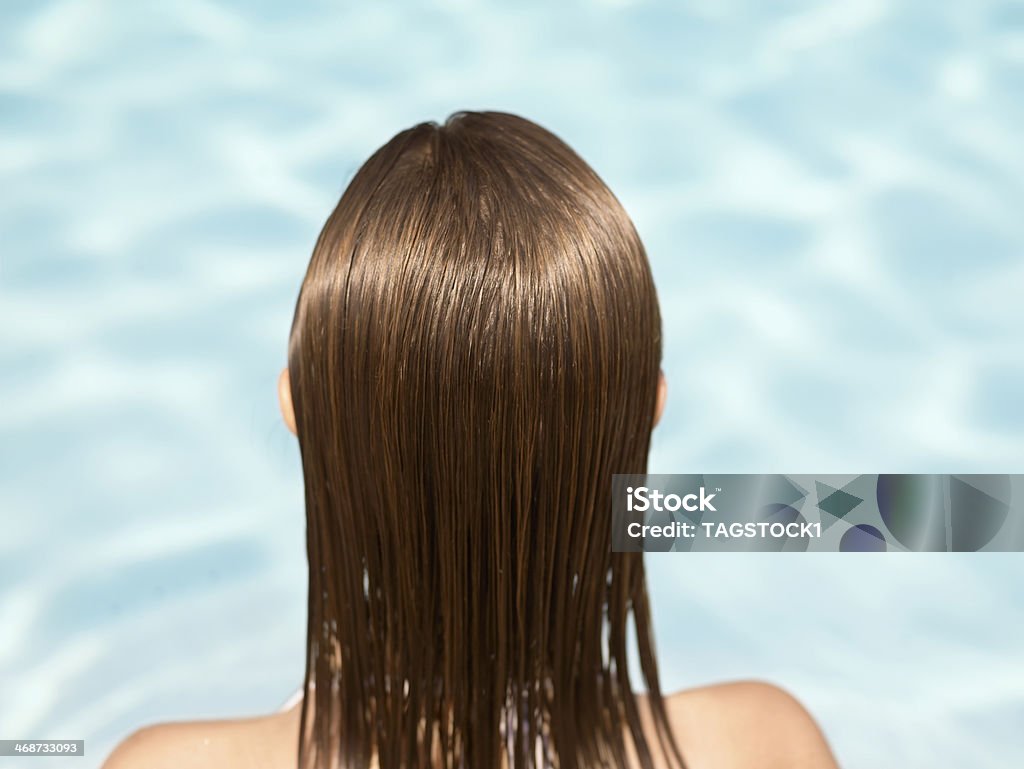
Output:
left=105, top=112, right=838, bottom=769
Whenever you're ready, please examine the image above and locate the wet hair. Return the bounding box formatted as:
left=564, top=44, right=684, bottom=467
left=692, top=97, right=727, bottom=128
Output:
left=287, top=111, right=681, bottom=769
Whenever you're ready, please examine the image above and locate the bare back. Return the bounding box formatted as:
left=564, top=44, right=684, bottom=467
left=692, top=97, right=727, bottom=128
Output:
left=102, top=682, right=839, bottom=769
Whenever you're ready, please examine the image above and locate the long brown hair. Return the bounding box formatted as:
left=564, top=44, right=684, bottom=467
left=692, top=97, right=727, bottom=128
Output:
left=287, top=111, right=682, bottom=769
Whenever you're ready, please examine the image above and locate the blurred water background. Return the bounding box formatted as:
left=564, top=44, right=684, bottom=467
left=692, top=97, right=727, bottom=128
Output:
left=1, top=1, right=1023, bottom=767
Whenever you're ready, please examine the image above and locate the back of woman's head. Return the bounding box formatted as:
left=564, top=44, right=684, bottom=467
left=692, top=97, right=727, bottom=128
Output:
left=288, top=111, right=677, bottom=769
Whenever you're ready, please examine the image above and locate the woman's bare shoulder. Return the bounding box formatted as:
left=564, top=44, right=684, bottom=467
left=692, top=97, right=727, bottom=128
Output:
left=101, top=705, right=300, bottom=769
left=653, top=680, right=839, bottom=769
left=103, top=683, right=837, bottom=769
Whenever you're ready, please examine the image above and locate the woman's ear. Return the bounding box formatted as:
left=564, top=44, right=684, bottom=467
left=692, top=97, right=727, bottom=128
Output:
left=278, top=368, right=297, bottom=435
left=654, top=370, right=667, bottom=428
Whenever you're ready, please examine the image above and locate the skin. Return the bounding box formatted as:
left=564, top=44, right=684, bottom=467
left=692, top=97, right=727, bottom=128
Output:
left=103, top=371, right=840, bottom=768
left=103, top=682, right=839, bottom=769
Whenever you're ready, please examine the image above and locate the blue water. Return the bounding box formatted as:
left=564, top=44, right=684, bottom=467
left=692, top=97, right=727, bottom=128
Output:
left=1, top=2, right=1022, bottom=767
